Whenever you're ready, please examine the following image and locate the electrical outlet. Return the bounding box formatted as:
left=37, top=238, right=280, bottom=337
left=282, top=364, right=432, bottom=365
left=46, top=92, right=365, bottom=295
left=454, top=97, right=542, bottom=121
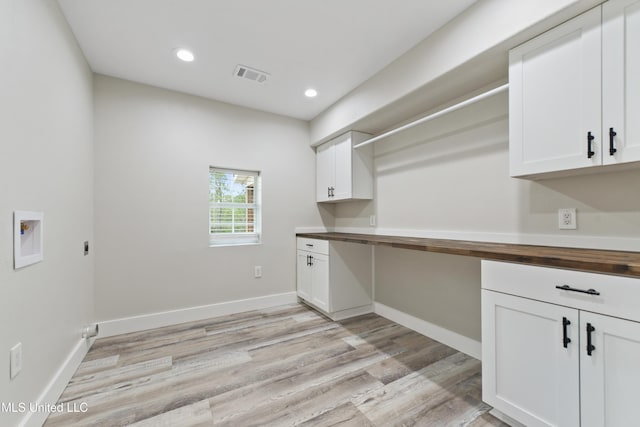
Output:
left=10, top=343, right=22, bottom=380
left=254, top=266, right=262, bottom=278
left=558, top=208, right=577, bottom=230
left=369, top=215, right=376, bottom=226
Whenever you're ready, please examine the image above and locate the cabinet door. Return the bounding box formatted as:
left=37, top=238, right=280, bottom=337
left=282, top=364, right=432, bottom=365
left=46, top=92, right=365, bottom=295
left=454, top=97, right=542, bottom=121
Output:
left=580, top=312, right=640, bottom=427
left=316, top=141, right=334, bottom=202
left=310, top=253, right=330, bottom=312
left=509, top=7, right=602, bottom=176
left=332, top=133, right=352, bottom=200
left=482, top=290, right=580, bottom=427
left=603, top=0, right=640, bottom=165
left=296, top=251, right=312, bottom=302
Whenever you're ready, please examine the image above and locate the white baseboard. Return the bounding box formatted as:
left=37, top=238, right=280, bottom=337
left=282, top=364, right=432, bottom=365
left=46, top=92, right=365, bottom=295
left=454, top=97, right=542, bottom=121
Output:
left=374, top=302, right=481, bottom=360
left=98, top=292, right=298, bottom=338
left=20, top=337, right=95, bottom=427
left=489, top=409, right=526, bottom=427
left=299, top=298, right=373, bottom=321
left=330, top=304, right=374, bottom=321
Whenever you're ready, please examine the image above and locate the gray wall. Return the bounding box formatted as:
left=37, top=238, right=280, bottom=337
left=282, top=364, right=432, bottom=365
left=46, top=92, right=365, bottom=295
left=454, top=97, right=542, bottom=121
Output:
left=336, top=91, right=640, bottom=343
left=0, top=1, right=94, bottom=425
left=93, top=75, right=332, bottom=321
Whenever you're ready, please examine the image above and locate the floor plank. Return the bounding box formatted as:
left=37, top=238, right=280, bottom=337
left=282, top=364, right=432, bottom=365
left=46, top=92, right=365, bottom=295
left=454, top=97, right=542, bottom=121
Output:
left=44, top=304, right=506, bottom=426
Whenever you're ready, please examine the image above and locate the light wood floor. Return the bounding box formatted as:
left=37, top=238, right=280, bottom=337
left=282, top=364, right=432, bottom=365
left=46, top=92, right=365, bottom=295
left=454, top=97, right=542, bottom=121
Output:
left=45, top=304, right=507, bottom=426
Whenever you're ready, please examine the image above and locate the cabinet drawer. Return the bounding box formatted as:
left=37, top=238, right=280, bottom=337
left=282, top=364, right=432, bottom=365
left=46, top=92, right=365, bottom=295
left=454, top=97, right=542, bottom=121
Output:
left=297, top=238, right=329, bottom=255
left=482, top=261, right=640, bottom=322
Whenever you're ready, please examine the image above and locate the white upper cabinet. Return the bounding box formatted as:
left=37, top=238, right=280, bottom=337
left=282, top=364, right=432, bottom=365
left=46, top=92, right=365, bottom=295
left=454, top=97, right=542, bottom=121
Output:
left=510, top=0, right=640, bottom=178
left=602, top=0, right=640, bottom=165
left=316, top=131, right=373, bottom=202
left=316, top=141, right=334, bottom=202
left=509, top=7, right=602, bottom=177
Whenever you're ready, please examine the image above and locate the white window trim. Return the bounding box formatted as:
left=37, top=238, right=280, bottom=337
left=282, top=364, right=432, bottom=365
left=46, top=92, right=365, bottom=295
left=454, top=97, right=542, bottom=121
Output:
left=209, top=167, right=261, bottom=247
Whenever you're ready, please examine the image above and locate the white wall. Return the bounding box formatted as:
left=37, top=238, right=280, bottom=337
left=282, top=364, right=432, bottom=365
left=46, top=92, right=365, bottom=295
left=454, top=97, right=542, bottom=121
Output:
left=337, top=92, right=640, bottom=246
left=94, top=75, right=331, bottom=322
left=0, top=1, right=94, bottom=426
left=336, top=91, right=640, bottom=343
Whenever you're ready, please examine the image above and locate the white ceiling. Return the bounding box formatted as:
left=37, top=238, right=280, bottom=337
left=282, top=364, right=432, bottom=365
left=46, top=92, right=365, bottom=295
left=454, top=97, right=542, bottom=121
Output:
left=57, top=0, right=476, bottom=121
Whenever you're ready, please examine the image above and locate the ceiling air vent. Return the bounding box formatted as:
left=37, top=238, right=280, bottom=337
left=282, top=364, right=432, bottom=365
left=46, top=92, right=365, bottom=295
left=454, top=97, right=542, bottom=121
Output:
left=233, top=64, right=269, bottom=83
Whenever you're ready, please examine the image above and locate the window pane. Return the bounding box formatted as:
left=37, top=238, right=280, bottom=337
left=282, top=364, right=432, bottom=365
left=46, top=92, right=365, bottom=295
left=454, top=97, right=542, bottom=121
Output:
left=210, top=207, right=233, bottom=233
left=209, top=167, right=261, bottom=245
left=248, top=208, right=255, bottom=232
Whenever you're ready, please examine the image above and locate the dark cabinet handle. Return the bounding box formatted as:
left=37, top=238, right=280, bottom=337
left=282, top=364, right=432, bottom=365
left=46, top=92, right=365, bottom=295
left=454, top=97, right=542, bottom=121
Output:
left=586, top=323, right=595, bottom=356
left=330, top=187, right=335, bottom=197
left=562, top=317, right=572, bottom=348
left=309, top=255, right=313, bottom=266
left=555, top=284, right=600, bottom=296
left=587, top=131, right=595, bottom=159
left=306, top=255, right=310, bottom=266
left=609, top=127, right=617, bottom=156
left=305, top=244, right=314, bottom=247
left=327, top=187, right=331, bottom=198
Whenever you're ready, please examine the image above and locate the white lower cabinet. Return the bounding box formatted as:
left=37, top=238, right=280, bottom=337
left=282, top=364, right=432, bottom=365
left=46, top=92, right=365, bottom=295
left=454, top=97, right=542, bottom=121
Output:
left=482, top=291, right=580, bottom=426
left=482, top=261, right=640, bottom=427
left=296, top=237, right=372, bottom=320
left=580, top=311, right=640, bottom=427
left=296, top=250, right=328, bottom=311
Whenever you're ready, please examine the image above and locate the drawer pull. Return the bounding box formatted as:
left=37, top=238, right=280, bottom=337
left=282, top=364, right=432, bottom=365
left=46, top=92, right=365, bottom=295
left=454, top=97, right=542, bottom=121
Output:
left=305, top=244, right=314, bottom=247
left=555, top=284, right=600, bottom=296
left=586, top=323, right=596, bottom=356
left=562, top=317, right=571, bottom=348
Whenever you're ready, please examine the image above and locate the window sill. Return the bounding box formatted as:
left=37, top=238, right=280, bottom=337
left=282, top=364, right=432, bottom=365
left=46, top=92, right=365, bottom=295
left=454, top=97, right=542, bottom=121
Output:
left=208, top=242, right=262, bottom=248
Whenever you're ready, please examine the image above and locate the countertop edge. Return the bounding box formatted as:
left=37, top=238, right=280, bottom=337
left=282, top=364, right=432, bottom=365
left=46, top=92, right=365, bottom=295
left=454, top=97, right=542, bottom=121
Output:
left=296, top=232, right=640, bottom=278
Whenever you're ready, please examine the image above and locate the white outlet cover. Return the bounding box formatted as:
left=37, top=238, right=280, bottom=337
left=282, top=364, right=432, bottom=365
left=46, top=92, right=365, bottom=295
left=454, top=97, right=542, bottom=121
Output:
left=558, top=208, right=577, bottom=230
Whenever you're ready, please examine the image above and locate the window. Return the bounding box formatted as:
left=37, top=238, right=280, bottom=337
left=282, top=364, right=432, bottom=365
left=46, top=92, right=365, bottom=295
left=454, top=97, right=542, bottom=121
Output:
left=209, top=167, right=261, bottom=246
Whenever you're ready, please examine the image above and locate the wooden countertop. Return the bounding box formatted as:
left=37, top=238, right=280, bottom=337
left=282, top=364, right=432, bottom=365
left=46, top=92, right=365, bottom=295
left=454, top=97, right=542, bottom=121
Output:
left=296, top=232, right=640, bottom=278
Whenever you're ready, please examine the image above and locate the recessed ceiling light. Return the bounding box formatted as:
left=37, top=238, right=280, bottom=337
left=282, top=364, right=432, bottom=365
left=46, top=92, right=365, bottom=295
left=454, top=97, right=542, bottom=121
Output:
left=305, top=88, right=318, bottom=98
left=175, top=48, right=195, bottom=62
